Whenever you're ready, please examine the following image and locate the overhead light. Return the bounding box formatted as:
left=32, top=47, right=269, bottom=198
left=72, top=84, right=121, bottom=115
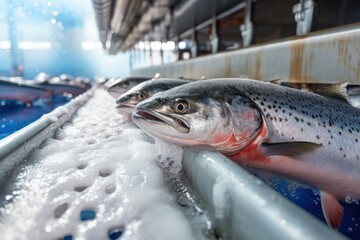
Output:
left=18, top=41, right=35, bottom=49
left=150, top=41, right=162, bottom=50
left=0, top=41, right=11, bottom=49
left=81, top=41, right=95, bottom=50
left=34, top=41, right=52, bottom=49
left=81, top=41, right=103, bottom=50
left=18, top=41, right=52, bottom=50
left=162, top=41, right=175, bottom=51
left=178, top=41, right=187, bottom=49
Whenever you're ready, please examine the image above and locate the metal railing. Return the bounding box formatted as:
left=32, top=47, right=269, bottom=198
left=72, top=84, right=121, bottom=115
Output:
left=183, top=149, right=347, bottom=240
left=0, top=90, right=93, bottom=189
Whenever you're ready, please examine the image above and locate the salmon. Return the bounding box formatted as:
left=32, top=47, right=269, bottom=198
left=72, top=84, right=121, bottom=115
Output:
left=132, top=78, right=360, bottom=229
left=116, top=78, right=191, bottom=116
left=107, top=77, right=152, bottom=98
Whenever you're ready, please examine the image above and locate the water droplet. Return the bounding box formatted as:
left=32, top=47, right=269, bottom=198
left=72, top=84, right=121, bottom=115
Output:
left=348, top=227, right=353, bottom=232
left=5, top=195, right=13, bottom=201
left=345, top=195, right=352, bottom=203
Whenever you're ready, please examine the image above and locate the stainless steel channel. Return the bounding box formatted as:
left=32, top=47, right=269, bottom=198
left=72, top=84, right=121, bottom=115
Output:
left=131, top=23, right=360, bottom=84
left=183, top=148, right=348, bottom=240
left=0, top=90, right=93, bottom=189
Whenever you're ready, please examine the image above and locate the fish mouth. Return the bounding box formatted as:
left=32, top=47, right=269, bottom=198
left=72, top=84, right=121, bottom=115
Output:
left=133, top=108, right=190, bottom=134
left=116, top=103, right=135, bottom=109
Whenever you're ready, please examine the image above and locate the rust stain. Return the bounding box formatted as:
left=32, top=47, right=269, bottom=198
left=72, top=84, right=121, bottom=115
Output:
left=254, top=50, right=262, bottom=80
left=357, top=58, right=360, bottom=81
left=337, top=35, right=352, bottom=82
left=290, top=40, right=305, bottom=82
left=303, top=51, right=314, bottom=83
left=337, top=36, right=349, bottom=64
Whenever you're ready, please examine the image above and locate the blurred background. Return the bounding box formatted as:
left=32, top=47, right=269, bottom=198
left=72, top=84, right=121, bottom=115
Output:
left=0, top=0, right=130, bottom=78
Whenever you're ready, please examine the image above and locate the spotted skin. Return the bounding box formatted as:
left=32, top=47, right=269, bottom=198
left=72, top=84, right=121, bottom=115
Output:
left=134, top=78, right=360, bottom=202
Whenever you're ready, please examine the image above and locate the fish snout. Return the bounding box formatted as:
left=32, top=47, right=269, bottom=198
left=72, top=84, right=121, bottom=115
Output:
left=155, top=97, right=167, bottom=105
left=116, top=94, right=130, bottom=104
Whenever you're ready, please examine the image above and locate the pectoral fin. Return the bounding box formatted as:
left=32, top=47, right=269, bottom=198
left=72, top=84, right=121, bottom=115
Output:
left=261, top=141, right=322, bottom=157
left=320, top=191, right=344, bottom=230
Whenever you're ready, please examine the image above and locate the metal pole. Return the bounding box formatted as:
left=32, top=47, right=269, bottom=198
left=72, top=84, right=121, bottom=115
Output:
left=6, top=0, right=22, bottom=76
left=191, top=29, right=197, bottom=58
left=240, top=0, right=253, bottom=47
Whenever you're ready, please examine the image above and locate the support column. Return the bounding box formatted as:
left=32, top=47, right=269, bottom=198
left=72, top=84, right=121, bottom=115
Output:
left=191, top=29, right=198, bottom=58
left=6, top=0, right=22, bottom=76
left=240, top=0, right=253, bottom=47
left=293, top=0, right=314, bottom=35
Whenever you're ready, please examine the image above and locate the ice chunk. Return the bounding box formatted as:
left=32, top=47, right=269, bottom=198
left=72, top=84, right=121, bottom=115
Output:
left=154, top=138, right=184, bottom=176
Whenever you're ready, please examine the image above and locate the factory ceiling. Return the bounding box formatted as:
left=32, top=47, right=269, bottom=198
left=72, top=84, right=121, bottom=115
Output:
left=91, top=0, right=244, bottom=54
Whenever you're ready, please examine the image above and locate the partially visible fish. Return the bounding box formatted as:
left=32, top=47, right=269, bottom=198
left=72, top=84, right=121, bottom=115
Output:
left=35, top=77, right=87, bottom=97
left=38, top=83, right=85, bottom=97
left=0, top=78, right=53, bottom=103
left=107, top=77, right=152, bottom=98
left=133, top=78, right=360, bottom=229
left=116, top=78, right=191, bottom=116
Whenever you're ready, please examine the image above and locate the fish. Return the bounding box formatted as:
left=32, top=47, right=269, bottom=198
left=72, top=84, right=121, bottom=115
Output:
left=0, top=78, right=53, bottom=103
left=36, top=77, right=86, bottom=97
left=38, top=82, right=85, bottom=97
left=106, top=77, right=152, bottom=98
left=132, top=78, right=360, bottom=229
left=116, top=78, right=191, bottom=116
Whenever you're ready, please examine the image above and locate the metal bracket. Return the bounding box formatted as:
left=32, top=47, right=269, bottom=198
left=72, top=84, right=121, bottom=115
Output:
left=293, top=0, right=314, bottom=35
left=240, top=21, right=253, bottom=47
left=210, top=18, right=219, bottom=53
left=240, top=0, right=253, bottom=47
left=191, top=29, right=198, bottom=58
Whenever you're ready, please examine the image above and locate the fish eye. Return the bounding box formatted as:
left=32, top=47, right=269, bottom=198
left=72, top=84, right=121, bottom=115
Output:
left=136, top=91, right=147, bottom=101
left=172, top=99, right=189, bottom=114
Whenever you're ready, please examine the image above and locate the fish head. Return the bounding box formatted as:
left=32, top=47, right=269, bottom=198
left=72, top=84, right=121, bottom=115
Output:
left=132, top=83, right=262, bottom=152
left=116, top=79, right=191, bottom=116
left=116, top=90, right=148, bottom=115
left=108, top=77, right=152, bottom=98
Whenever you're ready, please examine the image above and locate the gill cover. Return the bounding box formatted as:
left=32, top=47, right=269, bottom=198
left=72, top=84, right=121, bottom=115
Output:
left=224, top=94, right=262, bottom=143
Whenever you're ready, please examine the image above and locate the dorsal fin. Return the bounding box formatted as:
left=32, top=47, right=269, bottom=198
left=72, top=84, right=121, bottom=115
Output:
left=315, top=82, right=350, bottom=104
left=269, top=79, right=282, bottom=85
